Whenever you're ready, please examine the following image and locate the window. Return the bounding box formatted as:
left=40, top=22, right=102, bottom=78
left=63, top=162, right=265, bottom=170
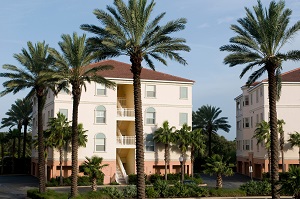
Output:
left=250, top=94, right=253, bottom=105
left=245, top=140, right=250, bottom=150
left=95, top=133, right=106, bottom=152
left=250, top=116, right=253, bottom=128
left=59, top=109, right=68, bottom=119
left=256, top=114, right=259, bottom=125
left=236, top=101, right=241, bottom=110
left=145, top=134, right=154, bottom=152
left=243, top=140, right=245, bottom=150
left=179, top=113, right=188, bottom=126
left=51, top=109, right=54, bottom=118
left=146, top=107, right=156, bottom=124
left=95, top=106, right=106, bottom=124
left=180, top=87, right=188, bottom=99
left=146, top=85, right=156, bottom=98
left=96, top=83, right=106, bottom=96
left=251, top=139, right=253, bottom=151
left=243, top=117, right=250, bottom=128
left=260, top=112, right=264, bottom=122
left=237, top=121, right=241, bottom=131
left=244, top=95, right=249, bottom=106
left=260, top=87, right=263, bottom=97
left=256, top=90, right=259, bottom=103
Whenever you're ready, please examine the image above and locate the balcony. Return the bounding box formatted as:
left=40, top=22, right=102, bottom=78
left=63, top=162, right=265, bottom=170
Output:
left=116, top=136, right=135, bottom=148
left=117, top=108, right=135, bottom=121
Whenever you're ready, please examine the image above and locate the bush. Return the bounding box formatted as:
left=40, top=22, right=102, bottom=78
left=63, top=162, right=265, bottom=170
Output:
left=100, top=187, right=123, bottom=199
left=27, top=189, right=69, bottom=199
left=145, top=186, right=159, bottom=198
left=46, top=175, right=104, bottom=187
left=209, top=188, right=246, bottom=197
left=122, top=185, right=137, bottom=198
left=166, top=173, right=180, bottom=181
left=128, top=173, right=147, bottom=185
left=149, top=173, right=163, bottom=183
left=240, top=180, right=271, bottom=196
left=153, top=180, right=169, bottom=197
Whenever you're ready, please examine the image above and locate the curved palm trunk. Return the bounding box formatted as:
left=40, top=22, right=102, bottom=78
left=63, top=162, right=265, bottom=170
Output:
left=267, top=68, right=280, bottom=199
left=164, top=143, right=168, bottom=180
left=70, top=87, right=80, bottom=197
left=131, top=59, right=145, bottom=199
left=216, top=173, right=222, bottom=189
left=37, top=95, right=46, bottom=193
left=92, top=178, right=97, bottom=191
left=59, top=147, right=63, bottom=186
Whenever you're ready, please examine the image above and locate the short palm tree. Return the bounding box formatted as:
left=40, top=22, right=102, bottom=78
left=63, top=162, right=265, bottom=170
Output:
left=288, top=132, right=300, bottom=165
left=81, top=0, right=190, bottom=197
left=253, top=121, right=271, bottom=173
left=220, top=1, right=300, bottom=198
left=81, top=156, right=108, bottom=191
left=48, top=33, right=115, bottom=197
left=192, top=105, right=231, bottom=157
left=46, top=113, right=71, bottom=185
left=153, top=121, right=176, bottom=180
left=280, top=165, right=300, bottom=199
left=189, top=129, right=205, bottom=178
left=0, top=41, right=58, bottom=193
left=278, top=119, right=285, bottom=172
left=203, top=154, right=233, bottom=189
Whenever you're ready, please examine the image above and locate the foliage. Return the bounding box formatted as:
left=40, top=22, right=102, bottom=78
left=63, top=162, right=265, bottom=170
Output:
left=122, top=185, right=137, bottom=198
left=100, top=187, right=123, bottom=199
left=81, top=156, right=108, bottom=181
left=46, top=176, right=104, bottom=187
left=209, top=188, right=246, bottom=197
left=153, top=180, right=169, bottom=197
left=280, top=165, right=300, bottom=198
left=128, top=173, right=147, bottom=185
left=240, top=180, right=271, bottom=196
left=145, top=186, right=159, bottom=198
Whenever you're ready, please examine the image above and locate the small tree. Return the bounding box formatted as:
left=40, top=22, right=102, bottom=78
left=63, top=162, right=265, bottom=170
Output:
left=288, top=132, right=300, bottom=165
left=203, top=154, right=233, bottom=189
left=81, top=156, right=108, bottom=191
left=280, top=165, right=300, bottom=199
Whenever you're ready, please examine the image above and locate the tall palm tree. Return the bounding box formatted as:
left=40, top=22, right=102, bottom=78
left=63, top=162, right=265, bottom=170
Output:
left=81, top=156, right=108, bottom=191
left=189, top=129, right=205, bottom=178
left=278, top=119, right=285, bottom=172
left=220, top=1, right=300, bottom=198
left=192, top=105, right=231, bottom=157
left=48, top=32, right=115, bottom=197
left=288, top=132, right=300, bottom=165
left=153, top=121, right=176, bottom=180
left=203, top=154, right=233, bottom=189
left=81, top=1, right=190, bottom=197
left=46, top=113, right=71, bottom=186
left=253, top=121, right=271, bottom=173
left=6, top=129, right=19, bottom=173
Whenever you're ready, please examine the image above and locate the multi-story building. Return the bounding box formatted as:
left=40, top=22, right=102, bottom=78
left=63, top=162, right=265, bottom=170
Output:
left=31, top=60, right=194, bottom=184
left=235, top=68, right=300, bottom=179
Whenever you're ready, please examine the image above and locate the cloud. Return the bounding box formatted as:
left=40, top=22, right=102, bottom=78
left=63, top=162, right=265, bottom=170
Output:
left=198, top=23, right=209, bottom=29
left=217, top=16, right=234, bottom=24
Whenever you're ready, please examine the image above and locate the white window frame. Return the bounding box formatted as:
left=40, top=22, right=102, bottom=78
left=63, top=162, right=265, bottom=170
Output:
left=179, top=113, right=188, bottom=126
left=243, top=117, right=250, bottom=128
left=96, top=83, right=106, bottom=96
left=95, top=133, right=106, bottom=152
left=145, top=134, right=154, bottom=152
left=180, top=87, right=188, bottom=99
left=244, top=95, right=249, bottom=106
left=95, top=106, right=106, bottom=124
left=145, top=107, right=156, bottom=125
left=146, top=85, right=156, bottom=98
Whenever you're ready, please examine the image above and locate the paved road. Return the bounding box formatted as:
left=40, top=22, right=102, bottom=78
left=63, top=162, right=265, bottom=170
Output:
left=0, top=175, right=38, bottom=199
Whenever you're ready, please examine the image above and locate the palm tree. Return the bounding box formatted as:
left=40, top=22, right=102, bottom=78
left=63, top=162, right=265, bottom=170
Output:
left=46, top=113, right=71, bottom=185
left=0, top=41, right=59, bottom=193
left=77, top=123, right=88, bottom=148
left=220, top=1, right=300, bottom=198
left=192, top=105, right=231, bottom=157
left=0, top=132, right=8, bottom=174
left=153, top=121, right=176, bottom=180
left=278, top=119, right=285, bottom=172
left=48, top=32, right=115, bottom=197
left=203, top=154, right=233, bottom=189
left=288, top=132, right=300, bottom=165
left=81, top=0, right=190, bottom=197
left=253, top=121, right=271, bottom=174
left=189, top=129, right=205, bottom=178
left=6, top=129, right=19, bottom=173
left=81, top=156, right=108, bottom=191
left=280, top=165, right=300, bottom=199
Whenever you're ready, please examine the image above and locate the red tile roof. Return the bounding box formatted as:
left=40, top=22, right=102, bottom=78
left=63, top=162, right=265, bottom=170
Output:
left=87, top=60, right=194, bottom=83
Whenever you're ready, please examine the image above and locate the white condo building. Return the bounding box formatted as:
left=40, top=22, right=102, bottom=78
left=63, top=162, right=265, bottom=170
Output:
left=235, top=68, right=300, bottom=179
left=31, top=60, right=194, bottom=184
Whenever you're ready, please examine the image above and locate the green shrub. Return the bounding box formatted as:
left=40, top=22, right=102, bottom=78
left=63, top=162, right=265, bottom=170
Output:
left=27, top=189, right=69, bottom=199
left=127, top=173, right=147, bottom=185
left=145, top=186, right=159, bottom=198
left=149, top=173, right=163, bottom=183
left=122, top=185, right=137, bottom=198
left=100, top=187, right=123, bottom=199
left=153, top=180, right=169, bottom=197
left=209, top=188, right=246, bottom=197
left=166, top=173, right=180, bottom=181
left=186, top=184, right=209, bottom=197
left=240, top=180, right=271, bottom=196
left=173, top=182, right=190, bottom=197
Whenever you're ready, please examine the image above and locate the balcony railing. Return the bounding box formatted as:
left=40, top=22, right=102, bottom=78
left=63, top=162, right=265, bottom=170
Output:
left=117, top=108, right=135, bottom=117
left=116, top=136, right=135, bottom=145
left=117, top=97, right=126, bottom=107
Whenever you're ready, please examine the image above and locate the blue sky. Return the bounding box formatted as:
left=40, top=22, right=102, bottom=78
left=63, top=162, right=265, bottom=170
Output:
left=1, top=0, right=300, bottom=140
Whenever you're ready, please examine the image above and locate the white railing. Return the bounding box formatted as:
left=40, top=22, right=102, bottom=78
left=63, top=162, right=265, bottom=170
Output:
left=116, top=155, right=128, bottom=184
left=117, top=97, right=126, bottom=107
left=116, top=136, right=135, bottom=145
left=117, top=108, right=135, bottom=117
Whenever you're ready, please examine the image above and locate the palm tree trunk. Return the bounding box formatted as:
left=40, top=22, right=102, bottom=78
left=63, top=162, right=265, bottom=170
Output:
left=12, top=138, right=15, bottom=174
left=131, top=58, right=145, bottom=199
left=92, top=178, right=97, bottom=191
left=70, top=87, right=80, bottom=198
left=191, top=147, right=194, bottom=178
left=17, top=123, right=22, bottom=159
left=216, top=173, right=222, bottom=189
left=267, top=68, right=280, bottom=199
left=22, top=123, right=28, bottom=158
left=268, top=150, right=271, bottom=177
left=1, top=143, right=4, bottom=174
left=164, top=143, right=168, bottom=180
left=281, top=149, right=285, bottom=172
left=59, top=147, right=63, bottom=186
